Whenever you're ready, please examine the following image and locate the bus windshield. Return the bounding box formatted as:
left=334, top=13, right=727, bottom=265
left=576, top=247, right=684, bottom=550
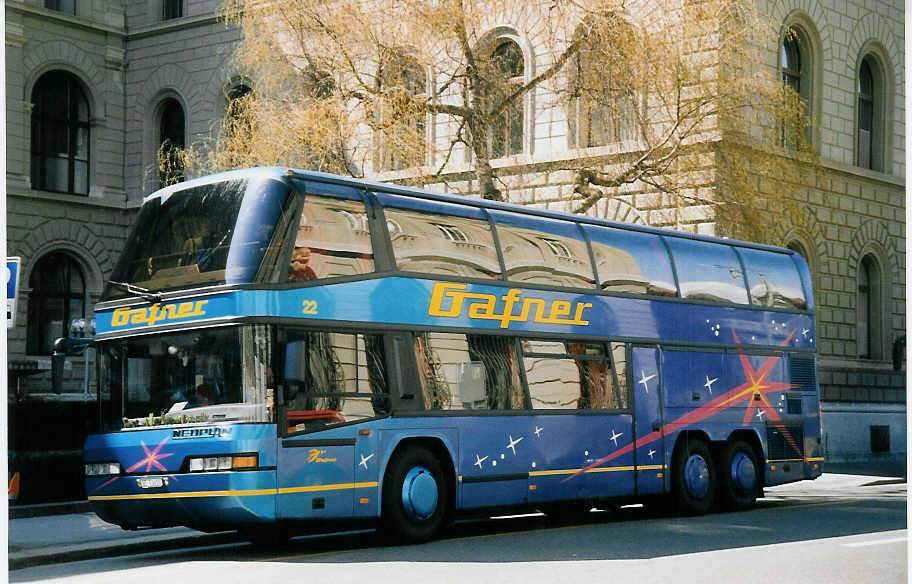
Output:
left=98, top=325, right=274, bottom=430
left=104, top=176, right=293, bottom=297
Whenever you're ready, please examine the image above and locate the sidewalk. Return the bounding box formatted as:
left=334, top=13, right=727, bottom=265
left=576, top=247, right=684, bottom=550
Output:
left=8, top=511, right=239, bottom=570
left=8, top=470, right=907, bottom=571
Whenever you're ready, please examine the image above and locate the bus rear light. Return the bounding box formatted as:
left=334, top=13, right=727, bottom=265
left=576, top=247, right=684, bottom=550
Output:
left=188, top=454, right=258, bottom=472
left=86, top=462, right=121, bottom=476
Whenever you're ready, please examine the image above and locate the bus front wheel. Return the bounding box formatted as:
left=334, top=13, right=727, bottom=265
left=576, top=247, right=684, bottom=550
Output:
left=717, top=439, right=761, bottom=511
left=671, top=438, right=716, bottom=515
left=381, top=446, right=449, bottom=544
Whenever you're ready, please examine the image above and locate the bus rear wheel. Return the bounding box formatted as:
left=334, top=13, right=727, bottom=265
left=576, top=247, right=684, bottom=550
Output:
left=671, top=438, right=716, bottom=515
left=717, top=439, right=761, bottom=511
left=381, top=446, right=449, bottom=544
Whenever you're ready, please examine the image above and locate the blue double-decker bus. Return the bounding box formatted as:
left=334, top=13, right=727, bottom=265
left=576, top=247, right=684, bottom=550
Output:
left=72, top=167, right=822, bottom=543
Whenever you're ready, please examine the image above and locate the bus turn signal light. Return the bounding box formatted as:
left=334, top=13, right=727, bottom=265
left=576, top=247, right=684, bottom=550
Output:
left=188, top=454, right=258, bottom=472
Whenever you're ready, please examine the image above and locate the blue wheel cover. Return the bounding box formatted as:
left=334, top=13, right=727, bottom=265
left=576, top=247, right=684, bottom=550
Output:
left=730, top=452, right=756, bottom=493
left=401, top=466, right=438, bottom=521
left=684, top=453, right=710, bottom=499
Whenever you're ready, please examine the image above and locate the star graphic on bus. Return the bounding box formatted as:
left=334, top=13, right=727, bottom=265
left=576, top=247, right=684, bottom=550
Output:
left=126, top=436, right=174, bottom=473
left=638, top=371, right=656, bottom=393
left=703, top=375, right=718, bottom=394
left=506, top=435, right=523, bottom=455
left=565, top=329, right=802, bottom=482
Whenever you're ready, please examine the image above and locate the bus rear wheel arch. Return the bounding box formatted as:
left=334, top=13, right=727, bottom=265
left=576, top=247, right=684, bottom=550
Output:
left=380, top=444, right=452, bottom=544
left=716, top=438, right=762, bottom=511
left=670, top=435, right=716, bottom=515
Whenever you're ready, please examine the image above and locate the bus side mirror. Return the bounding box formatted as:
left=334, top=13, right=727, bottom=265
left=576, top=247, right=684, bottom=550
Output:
left=284, top=340, right=308, bottom=383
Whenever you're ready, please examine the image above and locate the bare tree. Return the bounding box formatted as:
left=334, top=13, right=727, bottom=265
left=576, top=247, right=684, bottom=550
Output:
left=178, top=0, right=814, bottom=240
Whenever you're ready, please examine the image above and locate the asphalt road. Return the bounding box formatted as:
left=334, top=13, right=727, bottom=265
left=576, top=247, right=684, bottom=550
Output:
left=9, top=475, right=907, bottom=584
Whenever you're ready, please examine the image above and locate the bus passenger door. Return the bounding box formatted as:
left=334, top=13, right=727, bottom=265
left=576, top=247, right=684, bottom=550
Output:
left=632, top=345, right=665, bottom=496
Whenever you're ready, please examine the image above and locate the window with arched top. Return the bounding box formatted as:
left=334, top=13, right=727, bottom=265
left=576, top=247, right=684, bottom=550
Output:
left=158, top=98, right=185, bottom=188
left=376, top=52, right=428, bottom=171
left=857, top=253, right=883, bottom=360
left=780, top=25, right=814, bottom=148
left=857, top=54, right=884, bottom=171
left=488, top=38, right=525, bottom=158
left=27, top=252, right=86, bottom=355
left=568, top=15, right=637, bottom=148
left=31, top=71, right=90, bottom=195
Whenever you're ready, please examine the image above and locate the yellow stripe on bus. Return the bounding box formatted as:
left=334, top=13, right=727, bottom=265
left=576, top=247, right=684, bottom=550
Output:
left=277, top=482, right=378, bottom=495
left=88, top=481, right=380, bottom=502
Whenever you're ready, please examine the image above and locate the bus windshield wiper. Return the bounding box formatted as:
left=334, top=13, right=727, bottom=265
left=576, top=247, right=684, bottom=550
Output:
left=108, top=281, right=164, bottom=304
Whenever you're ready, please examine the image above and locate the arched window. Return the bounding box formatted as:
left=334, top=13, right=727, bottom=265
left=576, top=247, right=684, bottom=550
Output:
left=31, top=71, right=90, bottom=195
left=780, top=26, right=813, bottom=147
left=857, top=254, right=883, bottom=360
left=489, top=39, right=524, bottom=158
left=857, top=55, right=884, bottom=171
left=376, top=53, right=427, bottom=171
left=226, top=84, right=252, bottom=122
left=27, top=252, right=86, bottom=355
left=158, top=98, right=185, bottom=188
left=568, top=16, right=637, bottom=148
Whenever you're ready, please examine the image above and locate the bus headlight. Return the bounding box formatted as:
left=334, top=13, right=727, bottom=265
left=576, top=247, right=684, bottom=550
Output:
left=86, top=462, right=121, bottom=476
left=188, top=454, right=258, bottom=472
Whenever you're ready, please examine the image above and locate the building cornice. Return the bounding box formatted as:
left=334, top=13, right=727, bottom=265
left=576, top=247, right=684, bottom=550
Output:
left=6, top=185, right=141, bottom=211
left=127, top=13, right=225, bottom=40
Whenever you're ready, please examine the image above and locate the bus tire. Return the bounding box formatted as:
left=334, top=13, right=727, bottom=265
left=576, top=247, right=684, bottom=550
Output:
left=671, top=438, right=716, bottom=515
left=381, top=446, right=449, bottom=544
left=717, top=439, right=761, bottom=511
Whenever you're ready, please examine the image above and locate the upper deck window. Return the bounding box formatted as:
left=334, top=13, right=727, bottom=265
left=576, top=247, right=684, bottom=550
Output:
left=739, top=248, right=807, bottom=310
left=288, top=194, right=375, bottom=281
left=583, top=225, right=677, bottom=296
left=665, top=238, right=749, bottom=305
left=105, top=176, right=293, bottom=297
left=380, top=194, right=501, bottom=280
left=490, top=211, right=595, bottom=288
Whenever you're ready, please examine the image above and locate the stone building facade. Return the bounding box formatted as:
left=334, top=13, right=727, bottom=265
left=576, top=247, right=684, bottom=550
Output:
left=5, top=0, right=905, bottom=502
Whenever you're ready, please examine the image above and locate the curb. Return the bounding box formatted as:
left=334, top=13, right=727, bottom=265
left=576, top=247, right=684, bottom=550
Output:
left=9, top=531, right=240, bottom=571
left=9, top=500, right=92, bottom=520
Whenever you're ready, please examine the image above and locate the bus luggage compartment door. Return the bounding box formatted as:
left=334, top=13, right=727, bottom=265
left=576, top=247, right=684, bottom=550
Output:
left=277, top=437, right=355, bottom=519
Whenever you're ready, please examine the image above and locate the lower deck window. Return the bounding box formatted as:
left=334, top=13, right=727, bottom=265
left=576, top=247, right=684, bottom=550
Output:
left=522, top=340, right=628, bottom=410
left=282, top=331, right=389, bottom=434
left=415, top=332, right=524, bottom=410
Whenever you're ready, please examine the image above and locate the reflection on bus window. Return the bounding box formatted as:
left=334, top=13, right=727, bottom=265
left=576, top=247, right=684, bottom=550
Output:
left=739, top=249, right=807, bottom=309
left=491, top=211, right=595, bottom=288
left=282, top=331, right=389, bottom=434
left=665, top=238, right=749, bottom=304
left=521, top=340, right=626, bottom=410
left=584, top=225, right=677, bottom=296
left=289, top=195, right=375, bottom=281
left=383, top=207, right=502, bottom=279
left=415, top=332, right=523, bottom=410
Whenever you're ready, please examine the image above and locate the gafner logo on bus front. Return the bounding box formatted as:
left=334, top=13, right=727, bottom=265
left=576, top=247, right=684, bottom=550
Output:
left=428, top=282, right=592, bottom=329
left=110, top=300, right=208, bottom=328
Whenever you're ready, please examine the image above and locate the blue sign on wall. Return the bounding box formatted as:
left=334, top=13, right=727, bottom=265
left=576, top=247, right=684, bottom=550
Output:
left=7, top=257, right=21, bottom=328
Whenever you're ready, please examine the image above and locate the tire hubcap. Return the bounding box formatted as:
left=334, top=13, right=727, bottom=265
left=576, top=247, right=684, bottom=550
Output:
left=401, top=466, right=438, bottom=521
left=730, top=452, right=756, bottom=494
left=684, top=453, right=710, bottom=499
